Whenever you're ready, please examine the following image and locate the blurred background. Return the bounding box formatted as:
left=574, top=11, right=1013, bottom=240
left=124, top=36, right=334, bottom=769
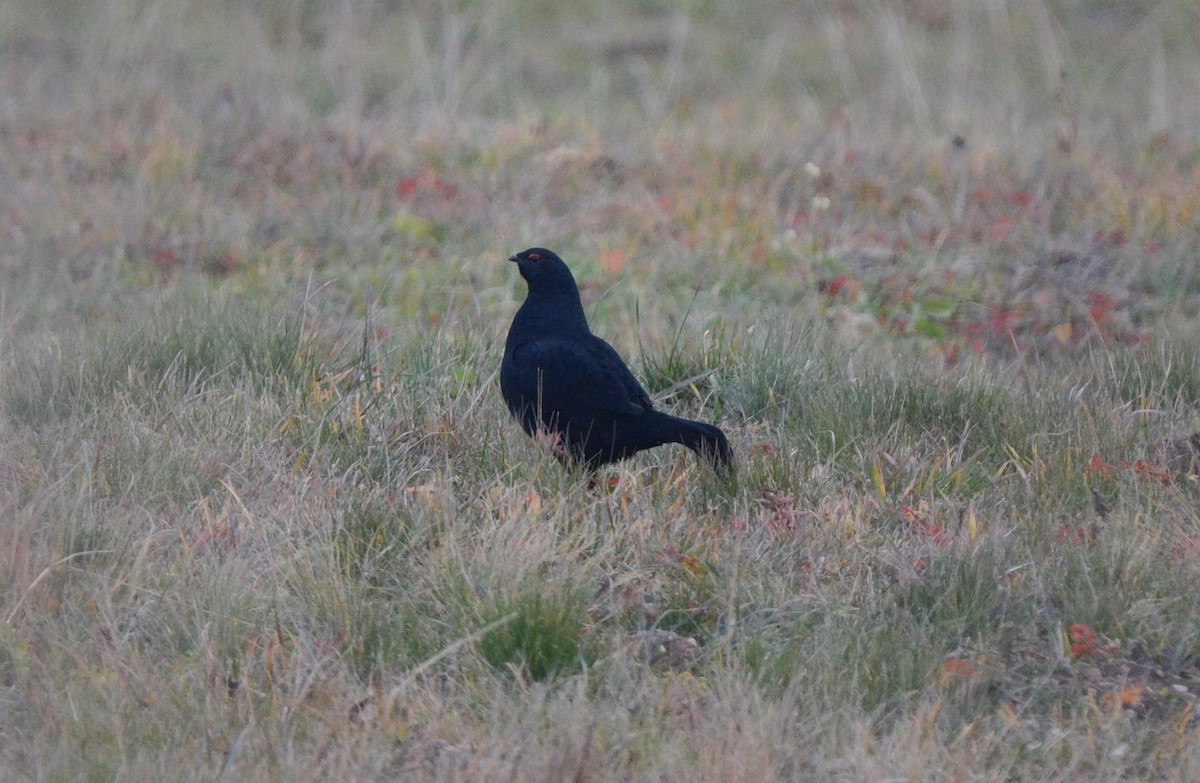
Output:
left=2, top=1, right=1197, bottom=305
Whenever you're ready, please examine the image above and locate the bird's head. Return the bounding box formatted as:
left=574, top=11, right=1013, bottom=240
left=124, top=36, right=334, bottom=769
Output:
left=507, top=247, right=590, bottom=334
left=509, top=248, right=576, bottom=290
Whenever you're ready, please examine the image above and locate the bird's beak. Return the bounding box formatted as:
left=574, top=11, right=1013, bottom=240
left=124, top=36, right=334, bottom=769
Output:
left=508, top=254, right=519, bottom=263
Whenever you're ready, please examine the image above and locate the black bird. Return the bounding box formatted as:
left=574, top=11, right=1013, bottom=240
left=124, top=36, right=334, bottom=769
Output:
left=501, top=248, right=732, bottom=474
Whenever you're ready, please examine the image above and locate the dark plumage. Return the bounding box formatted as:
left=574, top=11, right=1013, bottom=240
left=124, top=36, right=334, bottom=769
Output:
left=500, top=248, right=732, bottom=474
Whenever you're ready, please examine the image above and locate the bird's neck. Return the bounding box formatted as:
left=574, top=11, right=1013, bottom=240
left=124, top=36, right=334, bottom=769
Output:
left=510, top=290, right=590, bottom=342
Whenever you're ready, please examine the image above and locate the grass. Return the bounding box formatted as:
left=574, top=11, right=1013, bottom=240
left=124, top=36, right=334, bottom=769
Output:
left=3, top=0, right=1200, bottom=779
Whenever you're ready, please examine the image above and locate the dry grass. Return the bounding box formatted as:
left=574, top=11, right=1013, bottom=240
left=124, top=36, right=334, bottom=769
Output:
left=3, top=0, right=1200, bottom=779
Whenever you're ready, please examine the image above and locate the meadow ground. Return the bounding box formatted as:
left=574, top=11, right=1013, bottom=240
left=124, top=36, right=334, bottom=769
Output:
left=2, top=1, right=1200, bottom=779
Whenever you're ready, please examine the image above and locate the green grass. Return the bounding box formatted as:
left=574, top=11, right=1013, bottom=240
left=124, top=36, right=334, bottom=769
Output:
left=3, top=0, right=1200, bottom=779
left=478, top=587, right=595, bottom=681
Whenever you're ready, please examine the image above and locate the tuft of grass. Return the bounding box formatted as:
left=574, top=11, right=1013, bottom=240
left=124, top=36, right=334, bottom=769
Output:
left=332, top=497, right=421, bottom=588
left=3, top=291, right=323, bottom=426
left=1108, top=345, right=1200, bottom=408
left=479, top=587, right=595, bottom=682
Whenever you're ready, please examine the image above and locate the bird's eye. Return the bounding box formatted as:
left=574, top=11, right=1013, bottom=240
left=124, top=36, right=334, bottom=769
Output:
left=528, top=253, right=541, bottom=260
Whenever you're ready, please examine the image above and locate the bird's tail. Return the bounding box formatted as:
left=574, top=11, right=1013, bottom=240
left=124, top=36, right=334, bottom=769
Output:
left=660, top=414, right=733, bottom=474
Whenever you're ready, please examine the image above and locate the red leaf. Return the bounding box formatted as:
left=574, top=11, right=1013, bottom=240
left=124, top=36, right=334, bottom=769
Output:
left=1086, top=291, right=1118, bottom=325
left=1086, top=454, right=1115, bottom=478
left=1123, top=459, right=1174, bottom=486
left=395, top=165, right=459, bottom=202
left=1056, top=527, right=1091, bottom=545
left=940, top=658, right=976, bottom=685
left=988, top=215, right=1017, bottom=242
left=1069, top=623, right=1098, bottom=658
left=597, top=248, right=630, bottom=275
left=817, top=275, right=858, bottom=299
left=988, top=308, right=1020, bottom=338
left=1009, top=189, right=1035, bottom=208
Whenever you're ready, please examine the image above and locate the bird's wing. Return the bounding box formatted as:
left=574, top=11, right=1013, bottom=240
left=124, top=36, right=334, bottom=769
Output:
left=507, top=337, right=650, bottom=421
left=585, top=335, right=654, bottom=411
